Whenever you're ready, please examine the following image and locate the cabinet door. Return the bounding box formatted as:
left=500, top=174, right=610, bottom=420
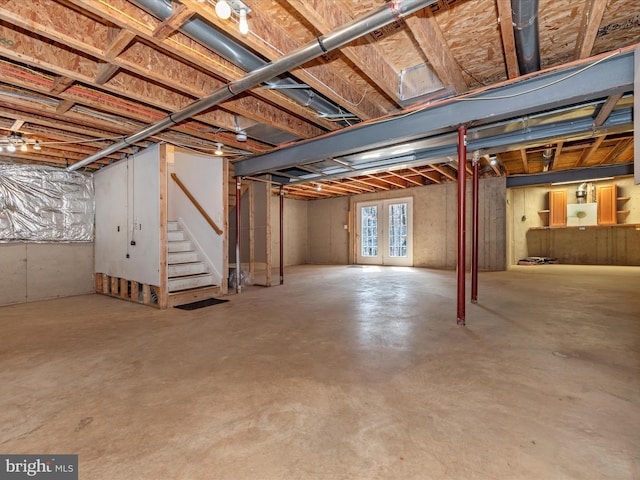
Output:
left=549, top=190, right=567, bottom=227
left=596, top=184, right=617, bottom=225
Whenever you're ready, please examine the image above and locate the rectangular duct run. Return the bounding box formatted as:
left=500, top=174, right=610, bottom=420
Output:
left=398, top=62, right=445, bottom=106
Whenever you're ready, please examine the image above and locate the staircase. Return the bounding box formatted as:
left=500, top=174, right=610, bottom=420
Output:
left=167, top=221, right=220, bottom=306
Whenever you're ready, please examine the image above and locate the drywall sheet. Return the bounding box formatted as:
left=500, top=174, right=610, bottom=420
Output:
left=94, top=145, right=160, bottom=286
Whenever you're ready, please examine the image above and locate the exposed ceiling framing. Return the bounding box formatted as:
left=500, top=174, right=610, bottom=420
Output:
left=0, top=0, right=637, bottom=200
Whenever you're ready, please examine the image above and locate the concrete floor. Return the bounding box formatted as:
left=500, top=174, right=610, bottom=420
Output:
left=1, top=265, right=639, bottom=479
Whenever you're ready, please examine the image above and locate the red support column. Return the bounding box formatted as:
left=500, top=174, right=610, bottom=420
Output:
left=457, top=125, right=467, bottom=326
left=235, top=176, right=242, bottom=294
left=471, top=153, right=480, bottom=304
left=279, top=186, right=284, bottom=285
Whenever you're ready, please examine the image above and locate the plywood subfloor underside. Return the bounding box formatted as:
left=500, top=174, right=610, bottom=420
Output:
left=1, top=265, right=639, bottom=479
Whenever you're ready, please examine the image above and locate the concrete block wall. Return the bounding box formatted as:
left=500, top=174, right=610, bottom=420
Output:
left=303, top=177, right=507, bottom=271
left=0, top=243, right=94, bottom=306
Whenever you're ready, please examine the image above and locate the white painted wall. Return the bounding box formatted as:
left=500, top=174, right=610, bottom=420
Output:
left=169, top=150, right=224, bottom=283
left=94, top=145, right=161, bottom=285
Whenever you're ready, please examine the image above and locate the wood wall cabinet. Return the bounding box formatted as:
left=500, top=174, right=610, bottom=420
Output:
left=596, top=184, right=617, bottom=225
left=549, top=190, right=567, bottom=227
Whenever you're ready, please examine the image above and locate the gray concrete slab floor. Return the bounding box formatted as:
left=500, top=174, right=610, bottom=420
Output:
left=1, top=265, right=639, bottom=479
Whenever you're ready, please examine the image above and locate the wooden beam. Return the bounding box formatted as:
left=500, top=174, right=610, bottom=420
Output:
left=104, top=28, right=137, bottom=58
left=158, top=145, right=169, bottom=309
left=0, top=2, right=332, bottom=138
left=329, top=181, right=372, bottom=194
left=178, top=0, right=387, bottom=120
left=404, top=10, right=468, bottom=93
left=551, top=141, right=564, bottom=171
left=410, top=167, right=441, bottom=183
left=390, top=171, right=423, bottom=187
left=153, top=3, right=195, bottom=41
left=281, top=0, right=402, bottom=104
left=430, top=164, right=457, bottom=181
left=350, top=177, right=390, bottom=190
left=575, top=135, right=606, bottom=167
left=10, top=119, right=24, bottom=131
left=95, top=63, right=120, bottom=85
left=49, top=76, right=75, bottom=95
left=519, top=148, right=529, bottom=174
left=369, top=174, right=406, bottom=189
left=495, top=0, right=520, bottom=78
left=496, top=153, right=510, bottom=175
left=56, top=99, right=75, bottom=114
left=599, top=138, right=633, bottom=165
left=593, top=93, right=623, bottom=127
left=575, top=0, right=608, bottom=59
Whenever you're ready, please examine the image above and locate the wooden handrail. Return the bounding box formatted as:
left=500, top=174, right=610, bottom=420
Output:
left=170, top=173, right=222, bottom=235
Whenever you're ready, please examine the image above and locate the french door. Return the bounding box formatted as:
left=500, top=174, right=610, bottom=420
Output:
left=356, top=197, right=413, bottom=266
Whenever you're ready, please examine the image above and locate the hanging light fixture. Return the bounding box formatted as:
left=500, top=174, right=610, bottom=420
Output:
left=214, top=143, right=224, bottom=156
left=34, top=140, right=42, bottom=151
left=315, top=184, right=322, bottom=192
left=215, top=0, right=232, bottom=19
left=7, top=143, right=16, bottom=153
left=238, top=7, right=249, bottom=35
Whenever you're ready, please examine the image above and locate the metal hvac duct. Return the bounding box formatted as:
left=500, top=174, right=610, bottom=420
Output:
left=133, top=0, right=351, bottom=122
left=511, top=0, right=541, bottom=74
left=68, top=0, right=437, bottom=171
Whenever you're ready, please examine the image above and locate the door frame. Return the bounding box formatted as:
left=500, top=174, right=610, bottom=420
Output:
left=355, top=197, right=413, bottom=266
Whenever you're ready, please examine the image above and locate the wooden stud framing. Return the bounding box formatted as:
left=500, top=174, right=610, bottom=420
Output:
left=158, top=144, right=169, bottom=309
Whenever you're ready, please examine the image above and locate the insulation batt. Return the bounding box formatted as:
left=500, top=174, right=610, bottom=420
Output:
left=0, top=163, right=94, bottom=242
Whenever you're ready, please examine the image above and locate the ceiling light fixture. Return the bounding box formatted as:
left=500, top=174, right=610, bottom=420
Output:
left=315, top=184, right=322, bottom=191
left=215, top=0, right=232, bottom=20
left=34, top=140, right=41, bottom=150
left=238, top=8, right=249, bottom=35
left=20, top=142, right=27, bottom=152
left=489, top=155, right=498, bottom=166
left=7, top=143, right=16, bottom=153
left=214, top=143, right=224, bottom=156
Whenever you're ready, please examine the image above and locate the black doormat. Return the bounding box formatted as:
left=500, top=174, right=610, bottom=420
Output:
left=174, top=298, right=229, bottom=310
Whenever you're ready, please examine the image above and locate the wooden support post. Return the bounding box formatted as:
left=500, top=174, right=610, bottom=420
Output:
left=142, top=284, right=151, bottom=305
left=95, top=273, right=103, bottom=293
left=102, top=274, right=110, bottom=294
left=111, top=276, right=119, bottom=296
left=158, top=144, right=169, bottom=309
left=220, top=158, right=229, bottom=295
left=131, top=281, right=140, bottom=302
left=120, top=278, right=128, bottom=299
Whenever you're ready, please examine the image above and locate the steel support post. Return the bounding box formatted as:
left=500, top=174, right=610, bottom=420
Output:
left=457, top=126, right=467, bottom=325
left=235, top=176, right=242, bottom=294
left=279, top=186, right=284, bottom=285
left=471, top=152, right=480, bottom=304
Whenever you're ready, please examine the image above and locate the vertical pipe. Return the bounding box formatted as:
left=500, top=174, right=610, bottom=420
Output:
left=279, top=186, right=284, bottom=285
left=235, top=176, right=242, bottom=294
left=471, top=153, right=480, bottom=304
left=457, top=125, right=467, bottom=326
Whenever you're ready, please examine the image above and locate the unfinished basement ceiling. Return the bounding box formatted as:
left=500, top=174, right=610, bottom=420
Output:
left=0, top=0, right=637, bottom=199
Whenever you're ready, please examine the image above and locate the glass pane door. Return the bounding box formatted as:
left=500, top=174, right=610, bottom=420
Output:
left=356, top=198, right=412, bottom=266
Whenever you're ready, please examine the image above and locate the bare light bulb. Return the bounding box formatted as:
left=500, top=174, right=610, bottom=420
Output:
left=7, top=143, right=16, bottom=153
left=214, top=143, right=224, bottom=156
left=20, top=142, right=27, bottom=152
left=238, top=8, right=249, bottom=35
left=215, top=0, right=231, bottom=19
left=34, top=140, right=41, bottom=150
